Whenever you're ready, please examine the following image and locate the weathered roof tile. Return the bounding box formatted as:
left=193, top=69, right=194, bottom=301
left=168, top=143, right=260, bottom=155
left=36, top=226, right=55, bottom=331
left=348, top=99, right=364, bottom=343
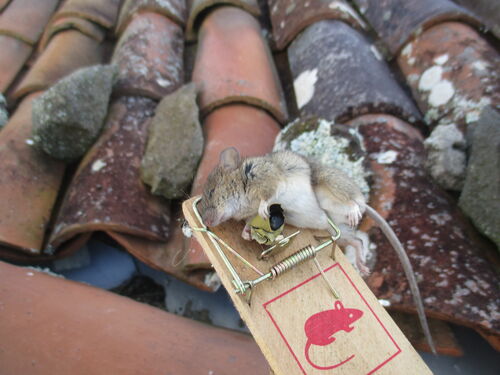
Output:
left=112, top=12, right=184, bottom=100
left=288, top=20, right=422, bottom=125
left=12, top=30, right=104, bottom=100
left=52, top=0, right=123, bottom=30
left=0, top=93, right=65, bottom=256
left=186, top=0, right=260, bottom=41
left=269, top=0, right=366, bottom=50
left=0, top=35, right=31, bottom=93
left=352, top=0, right=480, bottom=56
left=454, top=0, right=500, bottom=39
left=115, top=0, right=187, bottom=36
left=192, top=6, right=288, bottom=123
left=49, top=96, right=169, bottom=248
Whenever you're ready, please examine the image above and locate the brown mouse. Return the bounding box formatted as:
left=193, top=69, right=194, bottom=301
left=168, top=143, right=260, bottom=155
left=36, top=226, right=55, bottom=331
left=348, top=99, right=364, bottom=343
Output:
left=199, top=147, right=435, bottom=353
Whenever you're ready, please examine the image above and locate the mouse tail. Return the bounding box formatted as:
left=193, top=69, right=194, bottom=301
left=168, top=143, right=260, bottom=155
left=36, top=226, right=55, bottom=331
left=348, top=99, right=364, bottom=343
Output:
left=365, top=205, right=437, bottom=355
left=304, top=341, right=355, bottom=370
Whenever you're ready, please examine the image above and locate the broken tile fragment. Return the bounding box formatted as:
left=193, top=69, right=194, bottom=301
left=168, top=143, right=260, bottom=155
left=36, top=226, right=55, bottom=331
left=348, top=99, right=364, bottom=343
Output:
left=352, top=0, right=479, bottom=56
left=32, top=64, right=117, bottom=161
left=192, top=6, right=288, bottom=123
left=459, top=107, right=500, bottom=250
left=0, top=93, right=7, bottom=128
left=0, top=0, right=59, bottom=45
left=141, top=83, right=203, bottom=199
left=52, top=0, right=123, bottom=30
left=0, top=35, right=32, bottom=93
left=288, top=20, right=422, bottom=125
left=397, top=22, right=499, bottom=132
left=346, top=114, right=499, bottom=339
left=12, top=30, right=104, bottom=100
left=38, top=16, right=106, bottom=52
left=0, top=93, right=65, bottom=255
left=186, top=0, right=261, bottom=41
left=112, top=12, right=184, bottom=100
left=0, top=260, right=269, bottom=375
left=187, top=104, right=280, bottom=269
left=49, top=96, right=169, bottom=249
left=268, top=0, right=366, bottom=50
left=115, top=0, right=187, bottom=36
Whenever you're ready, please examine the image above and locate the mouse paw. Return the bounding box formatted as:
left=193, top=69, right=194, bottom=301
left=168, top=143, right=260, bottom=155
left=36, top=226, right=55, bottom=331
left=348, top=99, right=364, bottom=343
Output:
left=242, top=223, right=252, bottom=241
left=258, top=200, right=270, bottom=219
left=357, top=262, right=370, bottom=277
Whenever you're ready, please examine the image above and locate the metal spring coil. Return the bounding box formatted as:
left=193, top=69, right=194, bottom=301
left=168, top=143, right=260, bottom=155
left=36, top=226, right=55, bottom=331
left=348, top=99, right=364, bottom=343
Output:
left=270, top=245, right=316, bottom=279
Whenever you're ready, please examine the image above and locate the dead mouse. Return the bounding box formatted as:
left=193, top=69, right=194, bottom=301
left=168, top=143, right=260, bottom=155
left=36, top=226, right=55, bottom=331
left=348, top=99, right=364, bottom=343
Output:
left=304, top=300, right=363, bottom=370
left=199, top=147, right=435, bottom=353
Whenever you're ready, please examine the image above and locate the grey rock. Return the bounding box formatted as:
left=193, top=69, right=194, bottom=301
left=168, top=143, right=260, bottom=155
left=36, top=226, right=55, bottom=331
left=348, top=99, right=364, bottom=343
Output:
left=459, top=107, right=500, bottom=250
left=32, top=64, right=118, bottom=161
left=0, top=94, right=8, bottom=129
left=424, top=123, right=466, bottom=191
left=141, top=83, right=203, bottom=199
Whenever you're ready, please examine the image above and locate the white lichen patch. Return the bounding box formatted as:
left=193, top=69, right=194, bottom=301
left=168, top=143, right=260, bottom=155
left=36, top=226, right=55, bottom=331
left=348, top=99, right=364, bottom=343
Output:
left=472, top=60, right=489, bottom=72
left=370, top=45, right=383, bottom=61
left=418, top=66, right=443, bottom=91
left=275, top=119, right=370, bottom=197
left=91, top=159, right=107, bottom=173
left=329, top=1, right=366, bottom=28
left=181, top=221, right=193, bottom=238
left=428, top=80, right=454, bottom=107
left=25, top=138, right=34, bottom=145
left=293, top=68, right=318, bottom=109
left=433, top=54, right=449, bottom=65
left=401, top=43, right=413, bottom=57
left=373, top=150, right=398, bottom=164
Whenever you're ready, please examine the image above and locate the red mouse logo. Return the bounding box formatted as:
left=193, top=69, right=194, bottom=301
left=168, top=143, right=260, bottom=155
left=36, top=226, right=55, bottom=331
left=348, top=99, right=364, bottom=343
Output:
left=304, top=300, right=363, bottom=370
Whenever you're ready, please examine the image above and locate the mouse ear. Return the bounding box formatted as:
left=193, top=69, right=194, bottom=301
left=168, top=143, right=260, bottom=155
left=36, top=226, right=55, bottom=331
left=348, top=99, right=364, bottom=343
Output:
left=219, top=147, right=241, bottom=170
left=334, top=300, right=344, bottom=310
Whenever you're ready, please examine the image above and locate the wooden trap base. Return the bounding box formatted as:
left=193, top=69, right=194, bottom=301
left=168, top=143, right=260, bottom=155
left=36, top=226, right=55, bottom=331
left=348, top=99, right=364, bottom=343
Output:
left=183, top=197, right=433, bottom=375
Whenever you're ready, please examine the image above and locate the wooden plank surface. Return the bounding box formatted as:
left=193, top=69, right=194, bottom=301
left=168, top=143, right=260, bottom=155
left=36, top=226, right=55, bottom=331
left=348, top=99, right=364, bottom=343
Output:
left=183, top=197, right=433, bottom=375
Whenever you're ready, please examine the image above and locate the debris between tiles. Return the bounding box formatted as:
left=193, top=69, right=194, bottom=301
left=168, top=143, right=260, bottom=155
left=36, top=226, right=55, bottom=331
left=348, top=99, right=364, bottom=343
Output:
left=0, top=93, right=7, bottom=128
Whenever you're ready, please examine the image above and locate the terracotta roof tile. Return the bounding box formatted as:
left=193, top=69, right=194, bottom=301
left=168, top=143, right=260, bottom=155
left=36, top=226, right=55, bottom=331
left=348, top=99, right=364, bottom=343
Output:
left=347, top=114, right=499, bottom=339
left=12, top=29, right=104, bottom=100
left=0, top=35, right=31, bottom=93
left=0, top=93, right=65, bottom=256
left=38, top=15, right=106, bottom=52
left=0, top=0, right=59, bottom=45
left=49, top=96, right=169, bottom=248
left=288, top=20, right=422, bottom=125
left=397, top=22, right=499, bottom=131
left=454, top=0, right=500, bottom=38
left=353, top=0, right=480, bottom=56
left=192, top=6, right=288, bottom=123
left=112, top=12, right=184, bottom=100
left=186, top=0, right=261, bottom=41
left=115, top=0, right=187, bottom=36
left=186, top=104, right=280, bottom=268
left=52, top=0, right=123, bottom=30
left=0, top=260, right=269, bottom=375
left=269, top=0, right=366, bottom=50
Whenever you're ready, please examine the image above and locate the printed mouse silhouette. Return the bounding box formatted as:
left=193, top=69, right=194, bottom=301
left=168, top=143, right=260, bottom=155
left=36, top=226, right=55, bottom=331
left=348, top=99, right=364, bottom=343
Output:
left=304, top=300, right=363, bottom=370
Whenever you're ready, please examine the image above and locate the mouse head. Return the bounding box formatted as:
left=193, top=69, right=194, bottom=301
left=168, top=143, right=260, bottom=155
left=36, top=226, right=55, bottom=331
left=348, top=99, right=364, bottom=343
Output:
left=334, top=300, right=363, bottom=325
left=199, top=147, right=244, bottom=227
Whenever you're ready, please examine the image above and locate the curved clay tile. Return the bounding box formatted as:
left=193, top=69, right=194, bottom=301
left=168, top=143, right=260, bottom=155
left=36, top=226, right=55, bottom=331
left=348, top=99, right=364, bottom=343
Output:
left=352, top=0, right=480, bottom=56
left=112, top=12, right=184, bottom=100
left=0, top=0, right=59, bottom=45
left=38, top=16, right=105, bottom=53
left=192, top=6, right=287, bottom=124
left=268, top=0, right=366, bottom=50
left=0, top=93, right=65, bottom=256
left=0, top=261, right=269, bottom=375
left=0, top=35, right=31, bottom=93
left=397, top=22, right=499, bottom=132
left=51, top=0, right=123, bottom=30
left=12, top=30, right=104, bottom=100
left=346, top=114, right=499, bottom=342
left=288, top=20, right=422, bottom=126
left=115, top=0, right=187, bottom=36
left=454, top=0, right=500, bottom=39
left=186, top=0, right=261, bottom=41
left=186, top=104, right=281, bottom=269
left=49, top=96, right=170, bottom=248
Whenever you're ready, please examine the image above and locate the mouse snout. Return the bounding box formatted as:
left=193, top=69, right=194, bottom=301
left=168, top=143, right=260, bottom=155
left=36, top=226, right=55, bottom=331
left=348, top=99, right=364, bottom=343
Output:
left=201, top=207, right=219, bottom=227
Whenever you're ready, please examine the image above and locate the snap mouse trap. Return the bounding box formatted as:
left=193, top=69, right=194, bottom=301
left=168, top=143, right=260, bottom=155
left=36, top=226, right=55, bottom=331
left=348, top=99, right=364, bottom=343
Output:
left=183, top=197, right=433, bottom=375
